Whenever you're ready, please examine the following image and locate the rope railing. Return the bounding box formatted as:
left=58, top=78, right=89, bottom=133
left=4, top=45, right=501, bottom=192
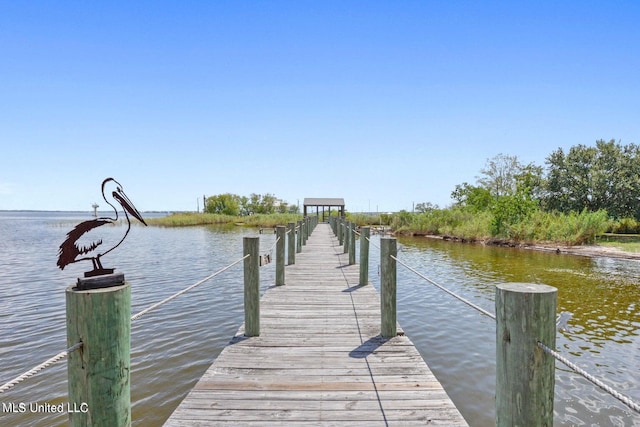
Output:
left=390, top=254, right=496, bottom=320
left=0, top=342, right=83, bottom=394
left=0, top=253, right=250, bottom=394
left=131, top=254, right=250, bottom=321
left=265, top=236, right=280, bottom=253
left=385, top=249, right=640, bottom=414
left=346, top=223, right=383, bottom=250
left=537, top=341, right=640, bottom=413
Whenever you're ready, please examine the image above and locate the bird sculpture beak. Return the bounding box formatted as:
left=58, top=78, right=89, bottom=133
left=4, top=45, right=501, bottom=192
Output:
left=113, top=189, right=148, bottom=226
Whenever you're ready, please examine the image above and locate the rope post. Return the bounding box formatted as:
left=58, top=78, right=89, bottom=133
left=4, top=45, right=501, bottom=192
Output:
left=343, top=221, right=350, bottom=254
left=287, top=222, right=295, bottom=265
left=380, top=237, right=397, bottom=338
left=359, top=226, right=370, bottom=285
left=243, top=236, right=260, bottom=337
left=348, top=222, right=356, bottom=265
left=66, top=279, right=131, bottom=427
left=302, top=218, right=308, bottom=246
left=276, top=225, right=285, bottom=286
left=496, top=283, right=556, bottom=427
left=296, top=220, right=302, bottom=253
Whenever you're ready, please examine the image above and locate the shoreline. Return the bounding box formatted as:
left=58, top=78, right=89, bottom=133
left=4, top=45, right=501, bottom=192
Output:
left=414, top=234, right=640, bottom=261
left=527, top=243, right=640, bottom=260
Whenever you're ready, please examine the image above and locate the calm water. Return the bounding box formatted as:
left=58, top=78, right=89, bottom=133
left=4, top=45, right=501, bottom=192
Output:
left=1, top=212, right=639, bottom=426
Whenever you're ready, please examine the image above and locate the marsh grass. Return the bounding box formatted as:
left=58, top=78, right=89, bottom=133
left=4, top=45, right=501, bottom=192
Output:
left=147, top=212, right=303, bottom=228
left=391, top=208, right=610, bottom=245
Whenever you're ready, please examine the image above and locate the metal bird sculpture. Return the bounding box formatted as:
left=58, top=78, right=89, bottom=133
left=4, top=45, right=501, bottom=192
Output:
left=57, top=178, right=148, bottom=277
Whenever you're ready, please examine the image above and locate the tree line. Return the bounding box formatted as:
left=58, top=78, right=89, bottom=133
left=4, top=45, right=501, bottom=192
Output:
left=398, top=139, right=640, bottom=243
left=205, top=193, right=299, bottom=216
left=451, top=139, right=640, bottom=219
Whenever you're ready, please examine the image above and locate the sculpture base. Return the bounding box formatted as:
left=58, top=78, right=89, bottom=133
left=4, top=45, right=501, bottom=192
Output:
left=77, top=273, right=125, bottom=290
left=84, top=268, right=115, bottom=278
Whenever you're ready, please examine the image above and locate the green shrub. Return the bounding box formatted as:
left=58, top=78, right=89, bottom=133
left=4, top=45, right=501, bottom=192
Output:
left=609, top=217, right=640, bottom=234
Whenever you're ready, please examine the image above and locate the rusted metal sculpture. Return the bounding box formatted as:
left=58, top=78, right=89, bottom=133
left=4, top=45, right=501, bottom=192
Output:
left=57, top=177, right=147, bottom=278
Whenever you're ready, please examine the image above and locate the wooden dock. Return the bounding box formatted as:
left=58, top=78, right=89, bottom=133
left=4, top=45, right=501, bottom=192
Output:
left=164, top=223, right=468, bottom=426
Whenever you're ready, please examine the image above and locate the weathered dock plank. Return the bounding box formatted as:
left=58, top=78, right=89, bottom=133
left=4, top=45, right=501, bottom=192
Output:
left=164, top=223, right=468, bottom=426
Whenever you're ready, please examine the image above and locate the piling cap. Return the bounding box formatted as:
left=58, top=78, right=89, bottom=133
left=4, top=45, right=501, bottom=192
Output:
left=496, top=282, right=557, bottom=293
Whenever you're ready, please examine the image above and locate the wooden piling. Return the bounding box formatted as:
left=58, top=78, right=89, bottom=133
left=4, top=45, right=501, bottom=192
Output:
left=287, top=222, right=295, bottom=265
left=66, top=281, right=131, bottom=427
left=495, top=283, right=556, bottom=427
left=296, top=220, right=302, bottom=253
left=302, top=218, right=308, bottom=246
left=359, top=226, right=370, bottom=285
left=276, top=226, right=285, bottom=286
left=343, top=221, right=350, bottom=254
left=243, top=237, right=260, bottom=336
left=380, top=237, right=397, bottom=338
left=348, top=222, right=356, bottom=265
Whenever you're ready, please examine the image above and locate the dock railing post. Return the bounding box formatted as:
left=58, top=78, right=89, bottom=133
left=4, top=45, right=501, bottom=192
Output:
left=276, top=225, right=285, bottom=286
left=296, top=220, right=302, bottom=253
left=338, top=218, right=344, bottom=245
left=287, top=222, right=295, bottom=265
left=66, top=280, right=131, bottom=427
left=343, top=221, right=350, bottom=254
left=380, top=237, right=397, bottom=338
left=496, top=283, right=556, bottom=427
left=348, top=222, right=356, bottom=265
left=302, top=218, right=308, bottom=246
left=359, top=226, right=370, bottom=285
left=244, top=236, right=260, bottom=336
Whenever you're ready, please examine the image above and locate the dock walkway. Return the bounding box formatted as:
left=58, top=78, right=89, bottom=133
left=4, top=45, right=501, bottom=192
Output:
left=164, top=223, right=468, bottom=426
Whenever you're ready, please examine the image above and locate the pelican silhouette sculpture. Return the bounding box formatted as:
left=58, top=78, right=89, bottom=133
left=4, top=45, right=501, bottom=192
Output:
left=57, top=178, right=147, bottom=277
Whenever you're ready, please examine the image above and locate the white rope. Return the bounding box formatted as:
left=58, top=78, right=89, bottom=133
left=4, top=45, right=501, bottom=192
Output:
left=537, top=341, right=640, bottom=413
left=390, top=254, right=496, bottom=320
left=0, top=342, right=83, bottom=393
left=131, top=254, right=249, bottom=321
left=266, top=236, right=280, bottom=253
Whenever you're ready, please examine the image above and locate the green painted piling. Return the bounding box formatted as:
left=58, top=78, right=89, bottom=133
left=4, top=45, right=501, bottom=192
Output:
left=276, top=226, right=285, bottom=286
left=296, top=220, right=302, bottom=253
left=359, top=226, right=370, bottom=285
left=243, top=237, right=260, bottom=336
left=302, top=218, right=308, bottom=246
left=380, top=237, right=397, bottom=338
left=287, top=222, right=295, bottom=265
left=343, top=221, right=350, bottom=254
left=348, top=223, right=356, bottom=265
left=66, top=282, right=131, bottom=427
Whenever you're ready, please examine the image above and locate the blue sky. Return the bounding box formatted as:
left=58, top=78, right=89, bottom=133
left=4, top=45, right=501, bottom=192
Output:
left=1, top=1, right=639, bottom=212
